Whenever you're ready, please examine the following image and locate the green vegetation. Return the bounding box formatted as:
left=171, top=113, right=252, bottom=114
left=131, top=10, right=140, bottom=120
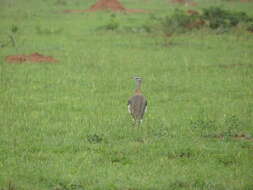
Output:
left=202, top=6, right=253, bottom=29
left=0, top=0, right=253, bottom=189
left=151, top=7, right=253, bottom=36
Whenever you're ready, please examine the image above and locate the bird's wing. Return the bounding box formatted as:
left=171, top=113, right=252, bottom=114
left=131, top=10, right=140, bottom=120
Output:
left=128, top=105, right=131, bottom=113
left=144, top=99, right=147, bottom=112
left=127, top=99, right=132, bottom=113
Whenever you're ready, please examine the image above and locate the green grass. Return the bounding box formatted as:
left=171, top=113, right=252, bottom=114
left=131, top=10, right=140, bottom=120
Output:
left=1, top=0, right=253, bottom=189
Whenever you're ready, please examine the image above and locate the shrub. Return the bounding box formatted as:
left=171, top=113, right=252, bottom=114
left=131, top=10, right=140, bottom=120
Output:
left=104, top=20, right=119, bottom=30
left=223, top=114, right=241, bottom=137
left=159, top=7, right=253, bottom=37
left=104, top=14, right=119, bottom=31
left=202, top=6, right=253, bottom=29
left=87, top=134, right=103, bottom=143
left=35, top=26, right=63, bottom=35
left=161, top=9, right=203, bottom=36
left=247, top=23, right=253, bottom=32
left=11, top=24, right=18, bottom=33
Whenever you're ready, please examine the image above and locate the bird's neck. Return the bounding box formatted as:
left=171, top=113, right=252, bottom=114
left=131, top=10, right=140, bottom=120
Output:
left=135, top=89, right=142, bottom=95
left=135, top=80, right=142, bottom=95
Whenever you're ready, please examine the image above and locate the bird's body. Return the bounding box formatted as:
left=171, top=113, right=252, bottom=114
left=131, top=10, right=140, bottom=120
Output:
left=128, top=77, right=147, bottom=126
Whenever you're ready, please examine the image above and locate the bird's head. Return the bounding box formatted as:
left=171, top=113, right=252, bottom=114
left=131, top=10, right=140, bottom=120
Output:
left=133, top=77, right=142, bottom=94
left=134, top=77, right=142, bottom=82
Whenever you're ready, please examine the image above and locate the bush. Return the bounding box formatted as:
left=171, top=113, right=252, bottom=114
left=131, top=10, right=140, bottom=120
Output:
left=87, top=134, right=103, bottom=143
left=161, top=9, right=203, bottom=36
left=36, top=26, right=63, bottom=35
left=104, top=20, right=119, bottom=30
left=247, top=23, right=253, bottom=32
left=104, top=14, right=119, bottom=31
left=202, top=6, right=253, bottom=29
left=159, top=7, right=253, bottom=37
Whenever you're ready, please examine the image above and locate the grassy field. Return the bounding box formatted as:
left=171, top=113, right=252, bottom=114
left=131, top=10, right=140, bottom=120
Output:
left=1, top=0, right=253, bottom=189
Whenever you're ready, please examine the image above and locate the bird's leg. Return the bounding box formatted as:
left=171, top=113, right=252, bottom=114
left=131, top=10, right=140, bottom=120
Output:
left=136, top=120, right=141, bottom=127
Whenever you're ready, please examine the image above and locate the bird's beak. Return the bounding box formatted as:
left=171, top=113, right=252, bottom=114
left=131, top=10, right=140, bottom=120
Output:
left=134, top=77, right=142, bottom=80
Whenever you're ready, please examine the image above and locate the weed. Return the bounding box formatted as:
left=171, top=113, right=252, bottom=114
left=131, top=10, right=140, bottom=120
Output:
left=0, top=181, right=16, bottom=190
left=169, top=180, right=189, bottom=189
left=10, top=25, right=18, bottom=34
left=216, top=154, right=237, bottom=166
left=141, top=14, right=162, bottom=33
left=102, top=14, right=119, bottom=31
left=244, top=183, right=253, bottom=190
left=190, top=115, right=246, bottom=138
left=152, top=127, right=170, bottom=138
left=36, top=26, right=63, bottom=35
left=124, top=24, right=153, bottom=34
left=190, top=118, right=217, bottom=137
left=105, top=21, right=119, bottom=30
left=110, top=153, right=130, bottom=165
left=192, top=179, right=207, bottom=189
left=167, top=148, right=196, bottom=159
left=54, top=183, right=85, bottom=190
left=55, top=0, right=67, bottom=6
left=87, top=134, right=103, bottom=143
left=169, top=180, right=226, bottom=190
left=101, top=150, right=131, bottom=165
left=247, top=23, right=253, bottom=32
left=0, top=24, right=19, bottom=48
left=190, top=119, right=216, bottom=129
left=223, top=114, right=241, bottom=137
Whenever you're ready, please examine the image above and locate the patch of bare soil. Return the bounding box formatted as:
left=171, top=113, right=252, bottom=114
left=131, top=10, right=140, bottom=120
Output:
left=89, top=0, right=126, bottom=11
left=5, top=53, right=58, bottom=63
left=233, top=133, right=253, bottom=141
left=240, top=0, right=253, bottom=2
left=218, top=63, right=253, bottom=69
left=187, top=9, right=199, bottom=15
left=170, top=0, right=198, bottom=6
left=64, top=0, right=148, bottom=13
left=185, top=19, right=205, bottom=29
left=206, top=133, right=253, bottom=142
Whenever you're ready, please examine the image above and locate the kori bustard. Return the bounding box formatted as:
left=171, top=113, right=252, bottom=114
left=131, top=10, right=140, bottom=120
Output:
left=128, top=77, right=147, bottom=126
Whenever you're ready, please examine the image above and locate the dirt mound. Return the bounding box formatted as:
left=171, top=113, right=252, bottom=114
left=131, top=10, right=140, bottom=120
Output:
left=64, top=0, right=148, bottom=13
left=171, top=0, right=198, bottom=6
left=5, top=53, right=58, bottom=63
left=90, top=0, right=126, bottom=11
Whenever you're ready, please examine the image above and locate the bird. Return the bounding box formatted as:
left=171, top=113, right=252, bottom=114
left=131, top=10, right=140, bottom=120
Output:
left=128, top=77, right=147, bottom=126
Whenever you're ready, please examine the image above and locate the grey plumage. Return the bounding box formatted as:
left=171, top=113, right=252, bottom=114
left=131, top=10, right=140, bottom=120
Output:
left=128, top=77, right=147, bottom=125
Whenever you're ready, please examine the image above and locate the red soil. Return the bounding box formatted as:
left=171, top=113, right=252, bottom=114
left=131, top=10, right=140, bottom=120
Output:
left=218, top=63, right=253, bottom=69
left=207, top=133, right=253, bottom=141
left=171, top=0, right=198, bottom=6
left=187, top=9, right=199, bottom=15
left=90, top=0, right=126, bottom=11
left=233, top=133, right=253, bottom=141
left=64, top=0, right=148, bottom=13
left=186, top=19, right=205, bottom=29
left=5, top=53, right=58, bottom=63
